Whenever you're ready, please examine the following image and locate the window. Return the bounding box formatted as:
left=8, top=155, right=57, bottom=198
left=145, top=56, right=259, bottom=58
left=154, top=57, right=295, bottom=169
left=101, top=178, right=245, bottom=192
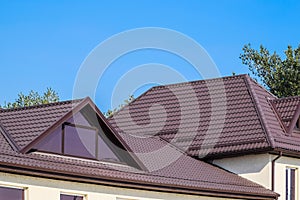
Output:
left=32, top=106, right=142, bottom=169
left=0, top=186, right=24, bottom=200
left=34, top=111, right=122, bottom=162
left=63, top=122, right=97, bottom=159
left=60, top=194, right=83, bottom=200
left=286, top=168, right=297, bottom=200
left=295, top=117, right=300, bottom=130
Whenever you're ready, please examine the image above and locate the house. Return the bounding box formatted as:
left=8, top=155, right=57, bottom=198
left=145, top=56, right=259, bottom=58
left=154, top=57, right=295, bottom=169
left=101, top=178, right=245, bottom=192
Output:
left=109, top=74, right=300, bottom=200
left=0, top=97, right=278, bottom=200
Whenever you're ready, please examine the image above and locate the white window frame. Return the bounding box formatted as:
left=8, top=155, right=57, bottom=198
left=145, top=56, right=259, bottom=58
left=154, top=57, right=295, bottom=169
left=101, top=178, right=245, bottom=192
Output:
left=0, top=184, right=27, bottom=200
left=60, top=192, right=86, bottom=200
left=286, top=167, right=298, bottom=200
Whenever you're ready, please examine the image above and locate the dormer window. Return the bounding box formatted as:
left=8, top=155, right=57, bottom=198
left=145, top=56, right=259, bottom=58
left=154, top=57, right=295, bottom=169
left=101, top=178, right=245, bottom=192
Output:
left=296, top=117, right=300, bottom=130
left=33, top=111, right=122, bottom=162
left=30, top=105, right=141, bottom=169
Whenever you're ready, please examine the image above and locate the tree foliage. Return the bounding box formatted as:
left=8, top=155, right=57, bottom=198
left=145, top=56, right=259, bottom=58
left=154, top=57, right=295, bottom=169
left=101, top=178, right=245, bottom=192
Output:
left=1, top=88, right=59, bottom=108
left=240, top=44, right=300, bottom=97
left=104, top=95, right=135, bottom=118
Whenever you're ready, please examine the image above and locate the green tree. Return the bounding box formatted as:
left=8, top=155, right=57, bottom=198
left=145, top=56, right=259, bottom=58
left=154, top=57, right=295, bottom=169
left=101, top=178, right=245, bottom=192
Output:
left=104, top=95, right=134, bottom=118
left=240, top=44, right=300, bottom=97
left=1, top=88, right=59, bottom=108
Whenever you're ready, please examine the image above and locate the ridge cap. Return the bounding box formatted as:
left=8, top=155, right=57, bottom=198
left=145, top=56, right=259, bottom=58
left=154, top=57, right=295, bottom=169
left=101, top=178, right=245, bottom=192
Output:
left=151, top=74, right=248, bottom=90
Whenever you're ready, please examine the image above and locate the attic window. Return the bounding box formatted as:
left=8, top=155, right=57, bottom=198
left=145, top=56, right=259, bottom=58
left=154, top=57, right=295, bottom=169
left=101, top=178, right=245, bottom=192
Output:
left=63, top=122, right=97, bottom=159
left=33, top=111, right=122, bottom=163
left=295, top=117, right=300, bottom=130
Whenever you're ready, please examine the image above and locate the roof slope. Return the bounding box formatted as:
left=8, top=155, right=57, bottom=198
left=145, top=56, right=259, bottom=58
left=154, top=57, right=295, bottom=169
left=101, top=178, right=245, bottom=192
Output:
left=109, top=74, right=300, bottom=158
left=0, top=97, right=278, bottom=199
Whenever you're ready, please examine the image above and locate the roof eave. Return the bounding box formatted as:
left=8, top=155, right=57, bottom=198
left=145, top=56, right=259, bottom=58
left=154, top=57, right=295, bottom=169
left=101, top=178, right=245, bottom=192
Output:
left=0, top=163, right=278, bottom=200
left=202, top=146, right=274, bottom=160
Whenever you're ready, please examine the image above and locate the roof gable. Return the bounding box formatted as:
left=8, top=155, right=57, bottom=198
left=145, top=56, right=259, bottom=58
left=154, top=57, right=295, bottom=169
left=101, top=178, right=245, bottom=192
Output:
left=0, top=98, right=144, bottom=169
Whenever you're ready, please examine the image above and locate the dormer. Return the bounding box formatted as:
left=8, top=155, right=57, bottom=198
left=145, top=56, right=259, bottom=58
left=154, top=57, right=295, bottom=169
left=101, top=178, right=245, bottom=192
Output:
left=295, top=116, right=300, bottom=131
left=0, top=97, right=144, bottom=169
left=270, top=96, right=300, bottom=135
left=30, top=100, right=143, bottom=169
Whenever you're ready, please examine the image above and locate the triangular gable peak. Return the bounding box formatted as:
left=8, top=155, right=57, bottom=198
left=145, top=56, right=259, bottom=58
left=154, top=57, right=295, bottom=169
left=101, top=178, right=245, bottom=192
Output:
left=270, top=96, right=300, bottom=134
left=23, top=98, right=143, bottom=169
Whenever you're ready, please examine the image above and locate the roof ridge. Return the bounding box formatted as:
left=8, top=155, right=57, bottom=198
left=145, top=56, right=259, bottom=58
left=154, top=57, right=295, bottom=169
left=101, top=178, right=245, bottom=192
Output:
left=244, top=76, right=275, bottom=149
left=150, top=74, right=248, bottom=90
left=0, top=98, right=85, bottom=112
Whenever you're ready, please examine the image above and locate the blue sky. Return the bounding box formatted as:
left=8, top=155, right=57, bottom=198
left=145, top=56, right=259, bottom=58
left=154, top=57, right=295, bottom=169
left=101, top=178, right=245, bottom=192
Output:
left=0, top=0, right=299, bottom=111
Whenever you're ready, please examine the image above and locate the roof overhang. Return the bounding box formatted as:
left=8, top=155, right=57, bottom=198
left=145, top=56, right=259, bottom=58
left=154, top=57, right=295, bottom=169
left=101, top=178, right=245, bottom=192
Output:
left=0, top=162, right=279, bottom=200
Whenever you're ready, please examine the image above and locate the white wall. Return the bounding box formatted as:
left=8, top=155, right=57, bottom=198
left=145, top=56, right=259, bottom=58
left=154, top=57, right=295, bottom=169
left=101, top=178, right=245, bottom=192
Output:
left=213, top=153, right=300, bottom=200
left=0, top=172, right=242, bottom=200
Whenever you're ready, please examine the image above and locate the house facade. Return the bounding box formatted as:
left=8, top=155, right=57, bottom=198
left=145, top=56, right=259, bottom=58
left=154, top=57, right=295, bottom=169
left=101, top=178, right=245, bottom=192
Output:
left=109, top=74, right=300, bottom=200
left=0, top=97, right=278, bottom=200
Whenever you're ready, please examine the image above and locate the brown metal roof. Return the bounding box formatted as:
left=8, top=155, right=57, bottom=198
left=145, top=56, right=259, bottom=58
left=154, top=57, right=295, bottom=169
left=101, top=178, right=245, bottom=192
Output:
left=0, top=94, right=278, bottom=199
left=109, top=74, right=300, bottom=158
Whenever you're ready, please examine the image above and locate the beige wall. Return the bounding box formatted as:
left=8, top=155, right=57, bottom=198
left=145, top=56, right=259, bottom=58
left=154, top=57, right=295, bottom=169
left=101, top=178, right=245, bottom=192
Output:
left=213, top=153, right=300, bottom=200
left=0, top=172, right=242, bottom=200
left=275, top=156, right=300, bottom=200
left=212, top=154, right=272, bottom=189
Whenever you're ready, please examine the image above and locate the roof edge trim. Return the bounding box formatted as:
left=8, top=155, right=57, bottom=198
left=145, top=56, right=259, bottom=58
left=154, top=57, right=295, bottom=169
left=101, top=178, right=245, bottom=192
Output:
left=0, top=164, right=278, bottom=200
